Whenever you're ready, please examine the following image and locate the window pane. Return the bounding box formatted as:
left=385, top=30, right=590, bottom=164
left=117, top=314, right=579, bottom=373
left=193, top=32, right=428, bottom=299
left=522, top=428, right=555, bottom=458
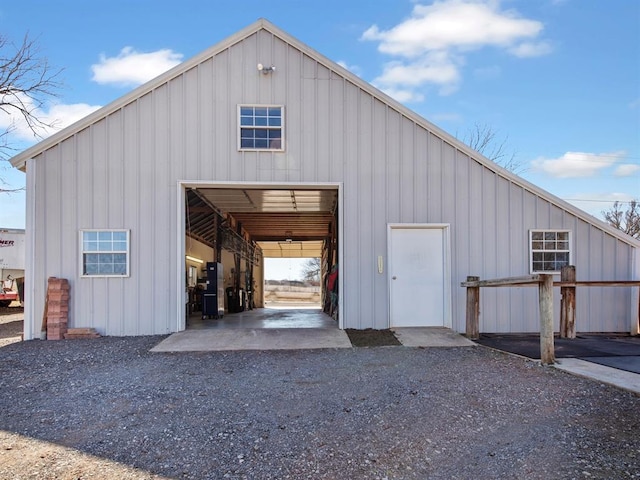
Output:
left=268, top=107, right=281, bottom=117
left=255, top=139, right=268, bottom=148
left=240, top=107, right=253, bottom=116
left=114, top=241, right=127, bottom=251
left=99, top=263, right=114, bottom=275
left=113, top=231, right=127, bottom=241
left=531, top=231, right=543, bottom=241
left=557, top=241, right=568, bottom=250
left=255, top=129, right=267, bottom=139
left=113, top=253, right=127, bottom=263
left=254, top=107, right=268, bottom=116
left=98, top=241, right=112, bottom=251
left=544, top=232, right=556, bottom=241
left=269, top=130, right=281, bottom=139
left=532, top=241, right=543, bottom=250
left=98, top=231, right=112, bottom=241
left=557, top=232, right=568, bottom=241
left=114, top=263, right=127, bottom=275
left=241, top=138, right=254, bottom=148
left=240, top=116, right=253, bottom=126
left=254, top=116, right=268, bottom=126
left=543, top=241, right=555, bottom=250
left=83, top=231, right=97, bottom=242
left=268, top=117, right=281, bottom=127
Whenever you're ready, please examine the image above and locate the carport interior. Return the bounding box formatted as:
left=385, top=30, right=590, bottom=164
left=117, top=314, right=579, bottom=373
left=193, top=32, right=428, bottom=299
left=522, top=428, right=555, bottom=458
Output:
left=184, top=186, right=339, bottom=329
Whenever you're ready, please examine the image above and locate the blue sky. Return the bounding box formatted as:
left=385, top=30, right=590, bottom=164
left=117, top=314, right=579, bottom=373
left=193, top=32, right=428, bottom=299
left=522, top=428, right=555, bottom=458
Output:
left=1, top=0, right=638, bottom=280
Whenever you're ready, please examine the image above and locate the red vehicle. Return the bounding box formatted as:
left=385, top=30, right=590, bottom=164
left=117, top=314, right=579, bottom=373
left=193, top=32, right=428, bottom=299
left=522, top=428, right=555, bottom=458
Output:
left=0, top=276, right=18, bottom=307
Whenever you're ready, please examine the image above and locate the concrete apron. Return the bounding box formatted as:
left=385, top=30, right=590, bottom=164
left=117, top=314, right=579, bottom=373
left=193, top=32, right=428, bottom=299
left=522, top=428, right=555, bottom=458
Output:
left=150, top=327, right=476, bottom=353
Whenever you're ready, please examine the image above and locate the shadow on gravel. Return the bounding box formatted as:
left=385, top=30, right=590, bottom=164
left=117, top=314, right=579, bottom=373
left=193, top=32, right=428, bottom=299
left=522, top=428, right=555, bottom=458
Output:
left=345, top=328, right=402, bottom=347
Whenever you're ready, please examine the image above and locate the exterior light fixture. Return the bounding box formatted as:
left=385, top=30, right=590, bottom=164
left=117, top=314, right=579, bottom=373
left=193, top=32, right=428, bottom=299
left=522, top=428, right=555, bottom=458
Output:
left=257, top=63, right=276, bottom=74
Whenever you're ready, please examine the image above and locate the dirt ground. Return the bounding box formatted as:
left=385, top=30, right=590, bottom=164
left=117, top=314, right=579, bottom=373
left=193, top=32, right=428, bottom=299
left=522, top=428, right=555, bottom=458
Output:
left=0, top=306, right=23, bottom=347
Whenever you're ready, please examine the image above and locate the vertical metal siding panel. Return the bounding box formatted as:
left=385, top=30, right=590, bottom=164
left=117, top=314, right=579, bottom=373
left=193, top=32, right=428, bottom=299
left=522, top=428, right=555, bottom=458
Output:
left=33, top=153, right=48, bottom=336
left=198, top=59, right=214, bottom=181
left=90, top=119, right=111, bottom=334
left=329, top=75, right=345, bottom=182
left=400, top=117, right=415, bottom=223
left=214, top=49, right=231, bottom=181
left=227, top=43, right=245, bottom=180
left=371, top=100, right=390, bottom=329
left=75, top=129, right=93, bottom=333
left=184, top=68, right=200, bottom=182
left=479, top=166, right=499, bottom=331
left=353, top=91, right=373, bottom=329
left=507, top=183, right=527, bottom=331
left=300, top=55, right=318, bottom=182
left=122, top=102, right=140, bottom=335
left=428, top=134, right=443, bottom=222
left=106, top=112, right=126, bottom=334
left=494, top=174, right=512, bottom=330
left=414, top=126, right=428, bottom=222
left=342, top=82, right=360, bottom=329
left=136, top=93, right=157, bottom=334
left=385, top=109, right=401, bottom=223
left=315, top=67, right=331, bottom=183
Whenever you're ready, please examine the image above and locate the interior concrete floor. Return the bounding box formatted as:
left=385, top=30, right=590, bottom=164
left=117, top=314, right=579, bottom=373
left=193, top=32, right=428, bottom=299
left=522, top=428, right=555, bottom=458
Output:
left=187, top=305, right=337, bottom=330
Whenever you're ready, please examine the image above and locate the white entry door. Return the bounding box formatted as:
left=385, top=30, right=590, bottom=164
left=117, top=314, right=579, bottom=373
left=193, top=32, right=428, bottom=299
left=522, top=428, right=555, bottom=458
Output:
left=388, top=225, right=450, bottom=327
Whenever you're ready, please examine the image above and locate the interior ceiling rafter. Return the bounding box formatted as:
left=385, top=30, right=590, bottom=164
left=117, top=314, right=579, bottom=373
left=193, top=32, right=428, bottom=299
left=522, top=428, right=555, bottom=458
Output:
left=185, top=187, right=337, bottom=258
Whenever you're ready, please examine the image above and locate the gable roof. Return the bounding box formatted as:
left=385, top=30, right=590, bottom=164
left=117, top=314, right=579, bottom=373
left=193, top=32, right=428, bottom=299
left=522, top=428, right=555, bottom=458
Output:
left=9, top=18, right=639, bottom=249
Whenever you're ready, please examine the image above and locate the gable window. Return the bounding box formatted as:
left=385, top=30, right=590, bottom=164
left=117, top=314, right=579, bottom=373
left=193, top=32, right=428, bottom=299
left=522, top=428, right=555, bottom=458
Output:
left=238, top=105, right=283, bottom=151
left=529, top=230, right=571, bottom=274
left=81, top=230, right=130, bottom=277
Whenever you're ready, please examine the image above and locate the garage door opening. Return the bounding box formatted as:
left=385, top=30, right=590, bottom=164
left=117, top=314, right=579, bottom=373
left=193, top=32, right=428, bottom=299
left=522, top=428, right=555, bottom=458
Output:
left=180, top=183, right=341, bottom=331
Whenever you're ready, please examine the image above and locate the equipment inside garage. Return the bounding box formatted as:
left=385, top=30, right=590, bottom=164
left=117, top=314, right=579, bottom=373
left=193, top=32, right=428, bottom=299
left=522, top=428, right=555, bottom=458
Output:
left=184, top=186, right=339, bottom=324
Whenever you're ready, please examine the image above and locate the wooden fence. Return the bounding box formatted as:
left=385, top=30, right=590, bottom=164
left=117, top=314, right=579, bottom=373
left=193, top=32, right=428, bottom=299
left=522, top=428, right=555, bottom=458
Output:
left=461, top=266, right=640, bottom=365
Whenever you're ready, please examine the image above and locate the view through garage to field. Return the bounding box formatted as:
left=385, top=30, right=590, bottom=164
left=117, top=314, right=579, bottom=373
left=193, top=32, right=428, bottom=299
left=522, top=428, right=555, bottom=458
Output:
left=263, top=257, right=321, bottom=308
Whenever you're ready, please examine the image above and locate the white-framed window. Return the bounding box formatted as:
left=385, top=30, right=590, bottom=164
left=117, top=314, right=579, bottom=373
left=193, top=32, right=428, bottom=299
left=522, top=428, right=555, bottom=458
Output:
left=238, top=105, right=284, bottom=151
left=529, top=230, right=571, bottom=274
left=80, top=230, right=130, bottom=277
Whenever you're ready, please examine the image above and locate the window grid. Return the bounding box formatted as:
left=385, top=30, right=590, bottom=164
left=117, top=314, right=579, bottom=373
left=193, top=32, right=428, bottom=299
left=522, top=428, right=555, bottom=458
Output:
left=238, top=105, right=284, bottom=150
left=81, top=230, right=129, bottom=277
left=530, top=230, right=570, bottom=274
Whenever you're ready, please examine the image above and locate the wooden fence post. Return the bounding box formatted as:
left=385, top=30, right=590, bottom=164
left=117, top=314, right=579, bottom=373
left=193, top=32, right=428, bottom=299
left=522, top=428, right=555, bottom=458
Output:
left=465, top=276, right=480, bottom=340
left=539, top=274, right=555, bottom=364
left=560, top=265, right=576, bottom=339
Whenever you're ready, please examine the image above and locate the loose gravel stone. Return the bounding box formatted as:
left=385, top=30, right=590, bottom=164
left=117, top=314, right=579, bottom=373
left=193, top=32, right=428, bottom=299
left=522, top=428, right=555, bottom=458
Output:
left=0, top=335, right=639, bottom=479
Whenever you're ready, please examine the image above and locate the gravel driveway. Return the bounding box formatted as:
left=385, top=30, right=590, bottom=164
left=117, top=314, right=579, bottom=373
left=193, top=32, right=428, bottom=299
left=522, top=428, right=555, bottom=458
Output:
left=0, top=334, right=639, bottom=479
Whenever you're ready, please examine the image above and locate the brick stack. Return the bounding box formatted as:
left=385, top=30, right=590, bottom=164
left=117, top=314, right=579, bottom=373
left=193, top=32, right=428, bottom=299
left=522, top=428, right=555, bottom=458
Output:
left=46, top=277, right=70, bottom=340
left=64, top=328, right=101, bottom=339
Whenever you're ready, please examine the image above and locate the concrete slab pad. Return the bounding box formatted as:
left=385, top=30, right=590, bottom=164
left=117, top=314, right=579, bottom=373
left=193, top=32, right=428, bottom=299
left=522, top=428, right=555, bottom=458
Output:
left=392, top=327, right=477, bottom=347
left=150, top=328, right=352, bottom=352
left=554, top=358, right=640, bottom=395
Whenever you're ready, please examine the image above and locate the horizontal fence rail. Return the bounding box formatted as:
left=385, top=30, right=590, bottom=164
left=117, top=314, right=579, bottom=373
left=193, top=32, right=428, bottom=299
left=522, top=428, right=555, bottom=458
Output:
left=461, top=266, right=640, bottom=365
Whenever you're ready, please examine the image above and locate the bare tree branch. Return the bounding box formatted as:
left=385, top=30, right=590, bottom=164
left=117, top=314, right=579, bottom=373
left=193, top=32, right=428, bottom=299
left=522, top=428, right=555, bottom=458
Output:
left=461, top=122, right=525, bottom=174
left=603, top=200, right=640, bottom=239
left=0, top=33, right=63, bottom=191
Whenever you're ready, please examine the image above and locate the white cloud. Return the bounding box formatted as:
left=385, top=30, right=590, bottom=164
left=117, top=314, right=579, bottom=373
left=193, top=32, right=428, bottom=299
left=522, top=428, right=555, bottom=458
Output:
left=0, top=93, right=101, bottom=142
left=531, top=151, right=626, bottom=178
left=379, top=86, right=425, bottom=104
left=336, top=60, right=362, bottom=76
left=362, top=0, right=551, bottom=102
left=613, top=164, right=640, bottom=177
left=92, top=47, right=183, bottom=87
left=508, top=41, right=553, bottom=58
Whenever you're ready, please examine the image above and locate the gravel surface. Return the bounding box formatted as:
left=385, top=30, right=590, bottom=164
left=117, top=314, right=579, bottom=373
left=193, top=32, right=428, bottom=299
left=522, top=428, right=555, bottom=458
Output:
left=0, top=320, right=639, bottom=479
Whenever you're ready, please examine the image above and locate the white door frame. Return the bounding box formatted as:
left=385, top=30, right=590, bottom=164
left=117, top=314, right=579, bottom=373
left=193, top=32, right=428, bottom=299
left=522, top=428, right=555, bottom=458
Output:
left=176, top=181, right=344, bottom=332
left=387, top=223, right=452, bottom=328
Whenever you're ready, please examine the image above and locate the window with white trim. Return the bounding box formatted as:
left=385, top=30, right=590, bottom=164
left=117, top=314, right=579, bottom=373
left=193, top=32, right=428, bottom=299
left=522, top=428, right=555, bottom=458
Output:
left=81, top=230, right=130, bottom=277
left=238, top=105, right=283, bottom=150
left=529, top=230, right=571, bottom=274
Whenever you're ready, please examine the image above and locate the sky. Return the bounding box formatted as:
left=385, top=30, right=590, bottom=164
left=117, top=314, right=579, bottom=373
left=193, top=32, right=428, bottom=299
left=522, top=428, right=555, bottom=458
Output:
left=0, top=0, right=638, bottom=279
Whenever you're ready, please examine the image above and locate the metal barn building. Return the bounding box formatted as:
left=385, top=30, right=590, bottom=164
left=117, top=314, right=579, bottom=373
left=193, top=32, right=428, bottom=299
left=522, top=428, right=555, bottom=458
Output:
left=10, top=19, right=640, bottom=340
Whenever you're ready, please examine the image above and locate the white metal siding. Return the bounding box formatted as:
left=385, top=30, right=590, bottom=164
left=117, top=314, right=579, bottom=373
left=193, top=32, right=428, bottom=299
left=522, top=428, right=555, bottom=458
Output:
left=26, top=28, right=637, bottom=337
